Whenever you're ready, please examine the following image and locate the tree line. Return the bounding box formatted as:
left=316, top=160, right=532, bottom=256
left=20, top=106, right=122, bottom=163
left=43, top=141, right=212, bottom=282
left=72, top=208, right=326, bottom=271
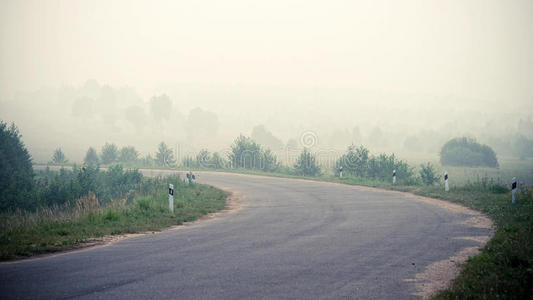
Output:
left=3, top=119, right=498, bottom=212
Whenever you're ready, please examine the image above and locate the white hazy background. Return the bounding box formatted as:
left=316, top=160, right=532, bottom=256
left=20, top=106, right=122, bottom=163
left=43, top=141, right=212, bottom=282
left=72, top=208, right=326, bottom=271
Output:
left=1, top=0, right=532, bottom=162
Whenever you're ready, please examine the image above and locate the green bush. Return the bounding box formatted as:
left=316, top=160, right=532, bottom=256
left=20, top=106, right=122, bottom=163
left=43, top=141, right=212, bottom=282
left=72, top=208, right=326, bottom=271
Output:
left=229, top=135, right=279, bottom=172
left=419, top=162, right=440, bottom=185
left=335, top=145, right=415, bottom=184
left=294, top=148, right=321, bottom=177
left=440, top=137, right=499, bottom=168
left=335, top=144, right=369, bottom=177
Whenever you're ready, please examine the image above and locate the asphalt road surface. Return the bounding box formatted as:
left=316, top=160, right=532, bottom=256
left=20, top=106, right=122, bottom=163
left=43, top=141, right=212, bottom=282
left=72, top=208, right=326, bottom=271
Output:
left=0, top=170, right=491, bottom=299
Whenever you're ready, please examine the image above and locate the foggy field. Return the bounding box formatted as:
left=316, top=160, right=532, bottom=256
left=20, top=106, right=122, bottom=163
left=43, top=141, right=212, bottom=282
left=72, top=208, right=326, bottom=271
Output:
left=1, top=0, right=533, bottom=299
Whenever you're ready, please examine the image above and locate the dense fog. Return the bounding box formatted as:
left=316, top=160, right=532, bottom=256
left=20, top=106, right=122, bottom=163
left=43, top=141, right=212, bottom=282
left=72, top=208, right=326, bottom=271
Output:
left=1, top=0, right=532, bottom=163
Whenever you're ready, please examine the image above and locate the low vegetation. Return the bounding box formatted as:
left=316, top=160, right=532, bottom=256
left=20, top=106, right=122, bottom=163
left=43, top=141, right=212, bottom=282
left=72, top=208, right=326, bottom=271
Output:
left=0, top=122, right=228, bottom=260
left=294, top=148, right=321, bottom=177
left=440, top=137, right=499, bottom=168
left=0, top=174, right=227, bottom=260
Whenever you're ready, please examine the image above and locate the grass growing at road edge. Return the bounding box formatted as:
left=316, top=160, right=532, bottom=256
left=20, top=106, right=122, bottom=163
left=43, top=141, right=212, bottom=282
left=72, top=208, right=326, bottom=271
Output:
left=0, top=175, right=228, bottom=261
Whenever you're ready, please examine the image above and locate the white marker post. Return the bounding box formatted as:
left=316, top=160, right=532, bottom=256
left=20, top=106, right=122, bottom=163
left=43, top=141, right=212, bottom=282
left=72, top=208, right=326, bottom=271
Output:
left=444, top=172, right=449, bottom=192
left=511, top=177, right=517, bottom=204
left=392, top=169, right=396, bottom=185
left=339, top=166, right=343, bottom=178
left=168, top=183, right=174, bottom=213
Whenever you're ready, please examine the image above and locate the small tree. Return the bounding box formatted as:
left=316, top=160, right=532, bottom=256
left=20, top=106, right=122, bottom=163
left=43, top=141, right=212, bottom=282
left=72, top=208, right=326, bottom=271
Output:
left=155, top=142, right=175, bottom=167
left=119, top=146, right=139, bottom=163
left=52, top=148, right=68, bottom=164
left=209, top=152, right=226, bottom=169
left=181, top=156, right=195, bottom=168
left=101, top=143, right=118, bottom=165
left=335, top=144, right=369, bottom=177
left=294, top=148, right=321, bottom=176
left=140, top=154, right=155, bottom=167
left=84, top=147, right=99, bottom=165
left=419, top=162, right=440, bottom=185
left=228, top=135, right=278, bottom=171
left=196, top=149, right=211, bottom=168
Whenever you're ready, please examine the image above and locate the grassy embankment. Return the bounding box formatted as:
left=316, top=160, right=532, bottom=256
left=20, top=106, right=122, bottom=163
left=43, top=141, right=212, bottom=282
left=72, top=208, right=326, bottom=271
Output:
left=0, top=175, right=227, bottom=261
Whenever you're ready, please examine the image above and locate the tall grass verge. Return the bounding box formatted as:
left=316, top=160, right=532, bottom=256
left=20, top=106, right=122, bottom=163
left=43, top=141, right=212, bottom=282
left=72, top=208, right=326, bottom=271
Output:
left=0, top=175, right=227, bottom=260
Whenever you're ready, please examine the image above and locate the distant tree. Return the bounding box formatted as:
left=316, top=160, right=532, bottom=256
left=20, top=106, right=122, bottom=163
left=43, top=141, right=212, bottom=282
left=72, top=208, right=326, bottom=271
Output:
left=419, top=162, right=440, bottom=185
left=294, top=148, right=321, bottom=176
left=119, top=146, right=139, bottom=163
left=181, top=156, right=195, bottom=168
left=260, top=149, right=279, bottom=172
left=513, top=135, right=533, bottom=160
left=51, top=148, right=68, bottom=164
left=336, top=144, right=369, bottom=177
left=229, top=135, right=279, bottom=171
left=150, top=94, right=172, bottom=121
left=286, top=138, right=299, bottom=150
left=209, top=152, right=227, bottom=169
left=101, top=143, right=118, bottom=165
left=327, top=129, right=352, bottom=149
left=0, top=121, right=34, bottom=211
left=251, top=125, right=284, bottom=150
left=335, top=144, right=416, bottom=184
left=84, top=147, right=99, bottom=165
left=71, top=97, right=95, bottom=118
left=229, top=135, right=262, bottom=169
left=155, top=142, right=175, bottom=167
left=440, top=137, right=499, bottom=168
left=196, top=149, right=211, bottom=168
left=186, top=107, right=219, bottom=138
left=124, top=105, right=147, bottom=132
left=140, top=154, right=155, bottom=167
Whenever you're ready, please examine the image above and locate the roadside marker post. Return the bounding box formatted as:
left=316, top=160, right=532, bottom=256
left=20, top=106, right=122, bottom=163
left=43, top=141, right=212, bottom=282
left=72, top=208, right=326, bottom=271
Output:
left=444, top=172, right=449, bottom=192
left=169, top=183, right=174, bottom=213
left=512, top=177, right=517, bottom=204
left=339, top=166, right=343, bottom=178
left=392, top=169, right=396, bottom=185
left=186, top=171, right=195, bottom=184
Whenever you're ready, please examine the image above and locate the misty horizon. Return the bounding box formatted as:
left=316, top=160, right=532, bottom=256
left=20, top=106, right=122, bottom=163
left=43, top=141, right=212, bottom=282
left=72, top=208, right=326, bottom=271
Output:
left=1, top=0, right=532, bottom=164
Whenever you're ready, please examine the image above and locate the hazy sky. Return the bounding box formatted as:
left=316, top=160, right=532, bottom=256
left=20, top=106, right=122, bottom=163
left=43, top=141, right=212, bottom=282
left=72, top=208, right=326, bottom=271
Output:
left=1, top=0, right=532, bottom=104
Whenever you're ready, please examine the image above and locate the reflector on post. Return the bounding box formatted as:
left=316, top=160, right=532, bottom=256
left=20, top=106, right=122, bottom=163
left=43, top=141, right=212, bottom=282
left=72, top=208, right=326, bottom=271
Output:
left=169, top=183, right=174, bottom=213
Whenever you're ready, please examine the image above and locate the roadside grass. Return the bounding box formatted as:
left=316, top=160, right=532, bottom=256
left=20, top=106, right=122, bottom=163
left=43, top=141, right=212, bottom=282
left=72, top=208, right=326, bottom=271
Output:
left=0, top=175, right=227, bottom=261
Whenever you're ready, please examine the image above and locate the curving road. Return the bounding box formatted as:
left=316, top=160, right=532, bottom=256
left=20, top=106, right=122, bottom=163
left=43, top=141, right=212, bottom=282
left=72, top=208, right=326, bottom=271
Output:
left=0, top=170, right=491, bottom=299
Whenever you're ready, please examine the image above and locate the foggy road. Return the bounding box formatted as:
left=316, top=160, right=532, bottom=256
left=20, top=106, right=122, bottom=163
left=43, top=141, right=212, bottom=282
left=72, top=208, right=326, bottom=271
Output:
left=0, top=170, right=491, bottom=299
